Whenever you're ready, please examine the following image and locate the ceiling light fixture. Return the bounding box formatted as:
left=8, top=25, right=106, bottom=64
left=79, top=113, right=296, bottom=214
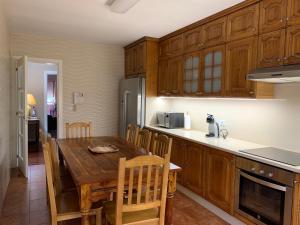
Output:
left=108, top=0, right=141, bottom=13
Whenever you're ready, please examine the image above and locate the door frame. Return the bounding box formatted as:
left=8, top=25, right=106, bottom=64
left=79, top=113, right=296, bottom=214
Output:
left=28, top=57, right=63, bottom=139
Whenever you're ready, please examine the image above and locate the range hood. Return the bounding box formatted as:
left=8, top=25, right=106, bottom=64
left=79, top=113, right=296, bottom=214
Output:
left=247, top=64, right=300, bottom=83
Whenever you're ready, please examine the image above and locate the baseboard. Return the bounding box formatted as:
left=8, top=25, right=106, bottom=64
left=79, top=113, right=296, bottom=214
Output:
left=177, top=184, right=245, bottom=225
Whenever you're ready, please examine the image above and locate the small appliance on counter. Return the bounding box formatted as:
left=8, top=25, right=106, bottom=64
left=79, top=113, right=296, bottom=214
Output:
left=206, top=114, right=220, bottom=138
left=157, top=112, right=184, bottom=129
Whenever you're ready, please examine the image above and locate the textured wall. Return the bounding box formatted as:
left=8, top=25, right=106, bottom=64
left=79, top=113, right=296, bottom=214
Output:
left=0, top=1, right=11, bottom=214
left=146, top=84, right=300, bottom=152
left=10, top=33, right=124, bottom=167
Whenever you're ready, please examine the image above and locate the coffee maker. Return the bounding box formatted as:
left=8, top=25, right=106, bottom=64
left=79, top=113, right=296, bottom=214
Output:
left=206, top=114, right=220, bottom=138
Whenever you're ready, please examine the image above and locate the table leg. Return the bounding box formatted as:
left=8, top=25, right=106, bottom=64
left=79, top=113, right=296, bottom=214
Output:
left=165, top=171, right=177, bottom=225
left=81, top=184, right=92, bottom=225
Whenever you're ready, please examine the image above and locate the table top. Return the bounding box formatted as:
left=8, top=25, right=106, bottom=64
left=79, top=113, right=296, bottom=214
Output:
left=56, top=136, right=181, bottom=188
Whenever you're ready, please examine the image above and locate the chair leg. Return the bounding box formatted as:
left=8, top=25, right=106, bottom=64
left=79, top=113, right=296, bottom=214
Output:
left=96, top=208, right=102, bottom=225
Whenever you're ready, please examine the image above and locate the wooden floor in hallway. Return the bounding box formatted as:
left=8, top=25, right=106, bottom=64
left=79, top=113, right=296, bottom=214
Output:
left=0, top=153, right=229, bottom=225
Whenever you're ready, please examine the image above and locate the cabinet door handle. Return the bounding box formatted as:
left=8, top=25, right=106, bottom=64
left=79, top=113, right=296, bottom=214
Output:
left=286, top=17, right=289, bottom=21
left=277, top=58, right=282, bottom=62
left=195, top=92, right=203, bottom=95
left=280, top=18, right=283, bottom=23
left=249, top=91, right=255, bottom=95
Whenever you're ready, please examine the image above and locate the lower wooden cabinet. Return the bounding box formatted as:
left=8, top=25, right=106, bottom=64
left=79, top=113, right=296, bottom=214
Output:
left=170, top=138, right=187, bottom=185
left=204, top=147, right=236, bottom=214
left=184, top=143, right=205, bottom=196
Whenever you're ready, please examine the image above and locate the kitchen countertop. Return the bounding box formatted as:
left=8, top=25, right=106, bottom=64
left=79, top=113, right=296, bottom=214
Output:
left=147, top=125, right=300, bottom=173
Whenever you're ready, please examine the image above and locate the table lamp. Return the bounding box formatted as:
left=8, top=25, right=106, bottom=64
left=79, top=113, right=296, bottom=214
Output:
left=27, top=93, right=37, bottom=119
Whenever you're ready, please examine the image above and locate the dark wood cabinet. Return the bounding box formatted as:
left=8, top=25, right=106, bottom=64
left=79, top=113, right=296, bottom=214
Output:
left=287, top=0, right=300, bottom=26
left=158, top=56, right=182, bottom=96
left=258, top=29, right=286, bottom=67
left=184, top=143, right=205, bottom=196
left=259, top=0, right=287, bottom=34
left=202, top=17, right=227, bottom=48
left=226, top=37, right=257, bottom=97
left=285, top=25, right=300, bottom=64
left=227, top=4, right=259, bottom=41
left=124, top=37, right=158, bottom=96
left=170, top=138, right=187, bottom=185
left=28, top=119, right=39, bottom=152
left=204, top=147, right=235, bottom=214
left=183, top=27, right=203, bottom=53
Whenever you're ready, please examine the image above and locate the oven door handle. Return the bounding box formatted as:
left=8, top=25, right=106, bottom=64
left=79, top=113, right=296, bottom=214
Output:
left=240, top=171, right=287, bottom=192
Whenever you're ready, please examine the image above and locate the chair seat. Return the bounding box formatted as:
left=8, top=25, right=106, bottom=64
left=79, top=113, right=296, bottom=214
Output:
left=104, top=201, right=158, bottom=225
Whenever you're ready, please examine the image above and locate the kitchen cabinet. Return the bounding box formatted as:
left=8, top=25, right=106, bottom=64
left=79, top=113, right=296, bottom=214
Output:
left=184, top=143, right=205, bottom=196
left=285, top=25, right=300, bottom=64
left=170, top=138, right=187, bottom=185
left=259, top=0, right=287, bottom=34
left=227, top=4, right=259, bottom=41
left=183, top=27, right=203, bottom=53
left=158, top=56, right=183, bottom=96
left=287, top=0, right=300, bottom=26
left=183, top=52, right=202, bottom=96
left=204, top=147, right=235, bottom=214
left=124, top=37, right=159, bottom=96
left=201, top=45, right=226, bottom=96
left=258, top=29, right=286, bottom=67
left=226, top=37, right=257, bottom=97
left=159, top=34, right=183, bottom=58
left=202, top=17, right=227, bottom=48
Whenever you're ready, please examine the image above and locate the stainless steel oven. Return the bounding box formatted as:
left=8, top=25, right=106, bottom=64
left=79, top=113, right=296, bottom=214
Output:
left=235, top=157, right=295, bottom=225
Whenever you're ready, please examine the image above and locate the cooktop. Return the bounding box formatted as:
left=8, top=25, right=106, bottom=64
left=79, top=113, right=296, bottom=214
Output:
left=240, top=147, right=300, bottom=166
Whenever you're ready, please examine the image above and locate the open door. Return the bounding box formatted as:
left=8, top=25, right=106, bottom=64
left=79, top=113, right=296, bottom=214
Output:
left=16, top=56, right=28, bottom=177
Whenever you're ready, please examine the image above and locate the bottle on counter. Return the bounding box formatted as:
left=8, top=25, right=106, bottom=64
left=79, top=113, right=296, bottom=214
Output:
left=184, top=112, right=191, bottom=130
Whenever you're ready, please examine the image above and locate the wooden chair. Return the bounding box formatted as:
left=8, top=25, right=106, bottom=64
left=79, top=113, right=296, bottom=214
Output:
left=151, top=134, right=173, bottom=160
left=104, top=154, right=170, bottom=225
left=66, top=122, right=92, bottom=139
left=136, top=129, right=152, bottom=153
left=43, top=143, right=102, bottom=225
left=126, top=124, right=139, bottom=145
left=39, top=128, right=47, bottom=144
left=47, top=134, right=76, bottom=194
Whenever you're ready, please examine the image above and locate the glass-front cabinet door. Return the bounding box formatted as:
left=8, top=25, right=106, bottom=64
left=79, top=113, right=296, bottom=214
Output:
left=183, top=53, right=202, bottom=96
left=202, top=45, right=225, bottom=96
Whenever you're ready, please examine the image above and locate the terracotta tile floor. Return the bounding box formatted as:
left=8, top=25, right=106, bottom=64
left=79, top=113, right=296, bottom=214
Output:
left=0, top=154, right=228, bottom=225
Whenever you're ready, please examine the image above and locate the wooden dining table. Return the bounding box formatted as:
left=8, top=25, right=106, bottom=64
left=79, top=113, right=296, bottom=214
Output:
left=56, top=136, right=181, bottom=225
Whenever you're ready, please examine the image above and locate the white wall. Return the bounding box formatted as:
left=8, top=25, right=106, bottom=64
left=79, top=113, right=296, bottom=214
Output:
left=27, top=62, right=58, bottom=131
left=10, top=33, right=124, bottom=167
left=146, top=84, right=300, bottom=152
left=0, top=0, right=11, bottom=213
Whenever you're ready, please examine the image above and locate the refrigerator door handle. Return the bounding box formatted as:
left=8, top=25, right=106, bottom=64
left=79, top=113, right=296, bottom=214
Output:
left=122, top=91, right=130, bottom=134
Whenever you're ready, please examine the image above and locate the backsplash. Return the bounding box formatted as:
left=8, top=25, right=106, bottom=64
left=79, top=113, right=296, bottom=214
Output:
left=146, top=83, right=300, bottom=152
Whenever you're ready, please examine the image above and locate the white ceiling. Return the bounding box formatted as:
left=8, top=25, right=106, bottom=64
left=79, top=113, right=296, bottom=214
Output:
left=4, top=0, right=243, bottom=46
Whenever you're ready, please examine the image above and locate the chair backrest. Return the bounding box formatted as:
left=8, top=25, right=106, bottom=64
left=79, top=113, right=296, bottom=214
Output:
left=39, top=128, right=47, bottom=144
left=136, top=129, right=152, bottom=153
left=151, top=134, right=172, bottom=160
left=126, top=124, right=139, bottom=145
left=43, top=143, right=58, bottom=219
left=66, top=122, right=92, bottom=139
left=116, top=155, right=170, bottom=225
left=47, top=134, right=62, bottom=194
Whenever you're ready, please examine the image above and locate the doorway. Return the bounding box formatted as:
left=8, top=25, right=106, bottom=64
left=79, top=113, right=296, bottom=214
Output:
left=14, top=56, right=63, bottom=177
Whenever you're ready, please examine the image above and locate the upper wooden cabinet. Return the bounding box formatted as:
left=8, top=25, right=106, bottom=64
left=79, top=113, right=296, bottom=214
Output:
left=227, top=4, right=259, bottom=41
left=183, top=27, right=204, bottom=53
left=226, top=37, right=257, bottom=97
left=287, top=0, right=300, bottom=26
left=286, top=25, right=300, bottom=64
left=260, top=0, right=287, bottom=34
left=202, top=17, right=227, bottom=48
left=158, top=56, right=183, bottom=96
left=201, top=45, right=226, bottom=96
left=204, top=147, right=235, bottom=214
left=124, top=37, right=159, bottom=96
left=258, top=29, right=286, bottom=67
left=159, top=34, right=183, bottom=58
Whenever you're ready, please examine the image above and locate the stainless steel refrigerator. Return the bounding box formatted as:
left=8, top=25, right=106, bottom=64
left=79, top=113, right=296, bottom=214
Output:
left=119, top=77, right=145, bottom=138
